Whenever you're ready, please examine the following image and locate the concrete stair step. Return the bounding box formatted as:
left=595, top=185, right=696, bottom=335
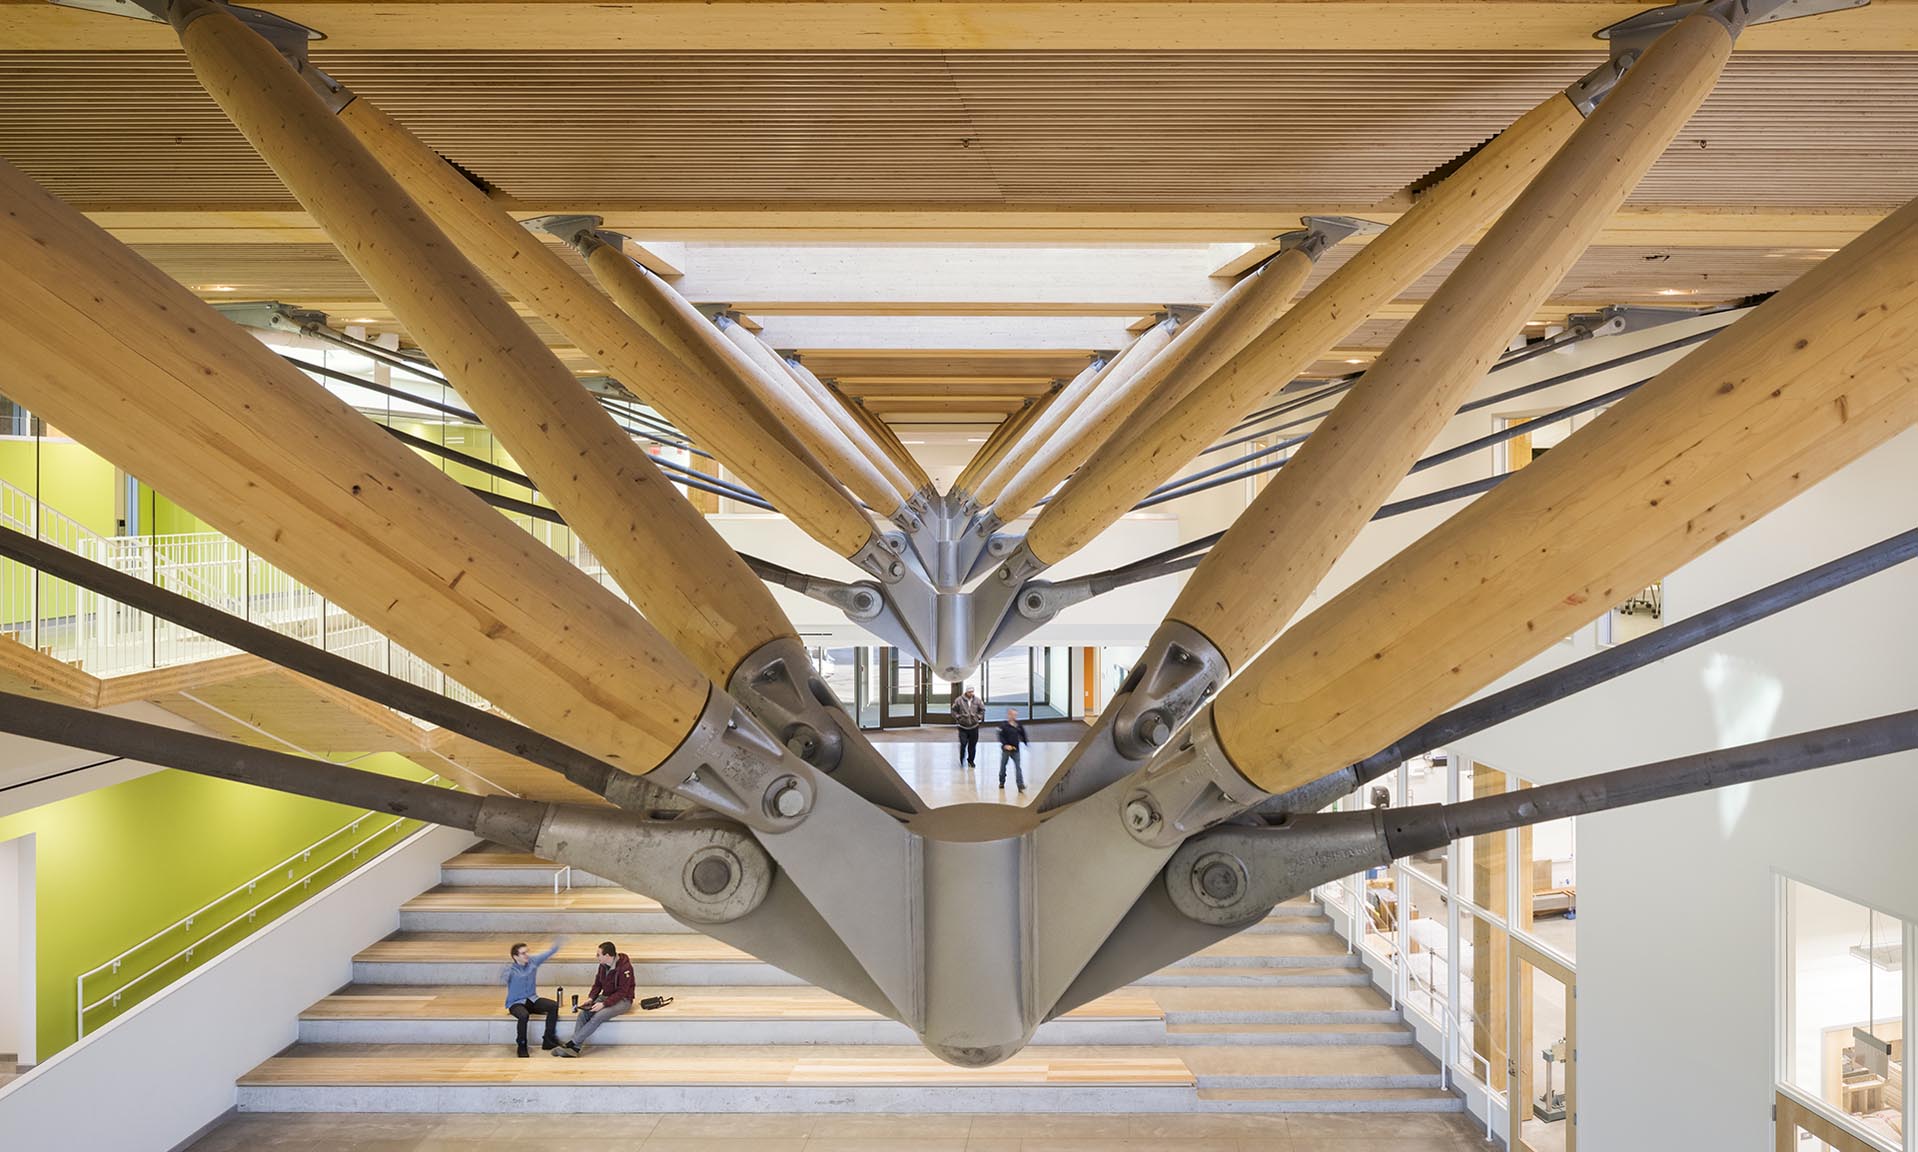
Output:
left=1162, top=1022, right=1413, bottom=1047
left=1181, top=1044, right=1442, bottom=1091
left=398, top=886, right=688, bottom=934
left=440, top=852, right=615, bottom=889
left=1137, top=966, right=1372, bottom=987
left=297, top=985, right=1168, bottom=1047
left=235, top=1043, right=1200, bottom=1113
left=352, top=933, right=802, bottom=987
left=1194, top=1087, right=1466, bottom=1114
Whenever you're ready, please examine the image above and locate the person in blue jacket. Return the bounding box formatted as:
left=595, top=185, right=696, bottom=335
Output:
left=503, top=938, right=564, bottom=1057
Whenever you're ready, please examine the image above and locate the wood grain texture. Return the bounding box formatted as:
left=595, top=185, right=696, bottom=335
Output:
left=1025, top=246, right=1314, bottom=562
left=0, top=156, right=705, bottom=781
left=174, top=24, right=788, bottom=687
left=1213, top=187, right=1918, bottom=794
left=719, top=319, right=913, bottom=514
left=1167, top=13, right=1737, bottom=666
left=582, top=245, right=876, bottom=555
left=1031, top=90, right=1585, bottom=562
left=336, top=97, right=871, bottom=568
left=971, top=339, right=1141, bottom=509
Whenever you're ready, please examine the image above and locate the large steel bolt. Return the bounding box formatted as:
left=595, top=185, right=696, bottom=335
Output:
left=1134, top=709, right=1172, bottom=748
left=690, top=855, right=734, bottom=896
left=1193, top=852, right=1246, bottom=907
left=767, top=776, right=809, bottom=818
left=1123, top=798, right=1160, bottom=833
left=785, top=727, right=821, bottom=761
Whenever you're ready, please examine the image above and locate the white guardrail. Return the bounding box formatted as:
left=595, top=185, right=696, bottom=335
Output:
left=75, top=775, right=457, bottom=1038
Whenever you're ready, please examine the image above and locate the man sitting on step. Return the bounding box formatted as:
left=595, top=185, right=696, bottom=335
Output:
left=502, top=938, right=564, bottom=1058
left=556, top=940, right=636, bottom=1057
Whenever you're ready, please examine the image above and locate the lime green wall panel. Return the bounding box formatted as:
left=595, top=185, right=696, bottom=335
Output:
left=0, top=751, right=436, bottom=1058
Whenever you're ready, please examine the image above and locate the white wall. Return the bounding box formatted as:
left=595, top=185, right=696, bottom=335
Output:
left=0, top=702, right=205, bottom=820
left=0, top=834, right=28, bottom=1065
left=0, top=823, right=474, bottom=1151
left=1459, top=426, right=1918, bottom=1148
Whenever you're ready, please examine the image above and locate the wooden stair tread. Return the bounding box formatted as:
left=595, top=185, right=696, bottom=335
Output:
left=1164, top=1022, right=1410, bottom=1035
left=354, top=934, right=754, bottom=964
left=1191, top=934, right=1349, bottom=958
left=1177, top=1044, right=1437, bottom=1076
left=305, top=984, right=1163, bottom=1021
left=1197, top=1087, right=1463, bottom=1102
left=1149, top=986, right=1394, bottom=1012
left=239, top=1044, right=1195, bottom=1087
left=403, top=887, right=665, bottom=912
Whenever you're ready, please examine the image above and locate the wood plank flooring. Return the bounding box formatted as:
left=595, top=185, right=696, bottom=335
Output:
left=305, top=985, right=1164, bottom=1022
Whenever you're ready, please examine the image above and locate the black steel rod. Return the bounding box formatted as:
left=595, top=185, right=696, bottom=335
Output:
left=1406, top=709, right=1918, bottom=847
left=0, top=689, right=489, bottom=829
left=1456, top=327, right=1716, bottom=415
left=1409, top=379, right=1644, bottom=475
left=1349, top=523, right=1918, bottom=786
left=0, top=524, right=622, bottom=797
left=383, top=421, right=768, bottom=507
left=301, top=325, right=452, bottom=386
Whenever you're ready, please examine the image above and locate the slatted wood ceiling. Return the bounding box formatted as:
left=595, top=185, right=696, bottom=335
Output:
left=4, top=51, right=1916, bottom=209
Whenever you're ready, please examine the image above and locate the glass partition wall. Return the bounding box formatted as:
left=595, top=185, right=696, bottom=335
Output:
left=1314, top=751, right=1579, bottom=1151
left=1780, top=879, right=1913, bottom=1151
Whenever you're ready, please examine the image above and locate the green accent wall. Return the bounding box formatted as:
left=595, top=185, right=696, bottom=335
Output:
left=0, top=438, right=119, bottom=536
left=0, top=751, right=438, bottom=1058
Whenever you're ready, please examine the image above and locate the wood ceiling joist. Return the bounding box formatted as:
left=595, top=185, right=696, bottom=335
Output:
left=6, top=1, right=1910, bottom=53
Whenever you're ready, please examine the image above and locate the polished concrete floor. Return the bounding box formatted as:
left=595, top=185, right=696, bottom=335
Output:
left=186, top=1110, right=1500, bottom=1150
left=869, top=732, right=1072, bottom=807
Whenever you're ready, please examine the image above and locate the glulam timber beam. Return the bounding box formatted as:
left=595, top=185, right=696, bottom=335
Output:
left=325, top=98, right=873, bottom=568
left=990, top=243, right=1320, bottom=526
left=83, top=207, right=1895, bottom=249
left=1207, top=184, right=1918, bottom=796
left=1025, top=77, right=1586, bottom=569
left=1170, top=7, right=1740, bottom=670
left=964, top=351, right=1121, bottom=508
left=168, top=3, right=795, bottom=688
left=0, top=157, right=706, bottom=789
left=11, top=1, right=1906, bottom=52
left=717, top=318, right=921, bottom=512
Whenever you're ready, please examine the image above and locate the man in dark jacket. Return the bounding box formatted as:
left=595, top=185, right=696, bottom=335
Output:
left=996, top=709, right=1030, bottom=791
left=953, top=687, right=985, bottom=767
left=555, top=940, right=635, bottom=1056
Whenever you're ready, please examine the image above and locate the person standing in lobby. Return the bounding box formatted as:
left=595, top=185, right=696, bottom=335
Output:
left=996, top=709, right=1029, bottom=791
left=953, top=686, right=985, bottom=768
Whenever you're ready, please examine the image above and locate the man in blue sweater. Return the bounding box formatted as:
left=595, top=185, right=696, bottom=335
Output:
left=503, top=939, right=564, bottom=1057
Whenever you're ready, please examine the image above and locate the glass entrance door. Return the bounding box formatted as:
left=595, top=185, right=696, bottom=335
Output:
left=880, top=648, right=923, bottom=728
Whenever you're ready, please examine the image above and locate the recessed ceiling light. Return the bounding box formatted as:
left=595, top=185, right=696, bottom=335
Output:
left=348, top=317, right=379, bottom=324
left=964, top=437, right=985, bottom=443
left=902, top=439, right=927, bottom=445
left=198, top=284, right=236, bottom=292
left=1656, top=288, right=1694, bottom=296
left=1344, top=358, right=1367, bottom=364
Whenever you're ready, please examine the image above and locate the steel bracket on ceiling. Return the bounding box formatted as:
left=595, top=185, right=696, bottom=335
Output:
left=1597, top=0, right=1869, bottom=54
left=1276, top=215, right=1386, bottom=261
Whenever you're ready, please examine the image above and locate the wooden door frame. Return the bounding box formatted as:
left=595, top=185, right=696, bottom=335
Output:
left=1510, top=935, right=1576, bottom=1152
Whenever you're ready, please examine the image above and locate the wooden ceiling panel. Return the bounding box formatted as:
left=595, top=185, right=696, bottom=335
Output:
left=6, top=51, right=1915, bottom=212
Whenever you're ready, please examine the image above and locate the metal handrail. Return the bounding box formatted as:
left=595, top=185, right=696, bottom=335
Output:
left=553, top=865, right=573, bottom=895
left=74, top=774, right=454, bottom=1037
left=1443, top=1004, right=1503, bottom=1143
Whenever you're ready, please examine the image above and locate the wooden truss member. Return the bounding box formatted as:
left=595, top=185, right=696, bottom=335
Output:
left=331, top=81, right=877, bottom=559
left=981, top=238, right=1321, bottom=528
left=1032, top=7, right=1752, bottom=811
left=952, top=387, right=1053, bottom=499
left=1023, top=70, right=1588, bottom=570
left=826, top=376, right=936, bottom=496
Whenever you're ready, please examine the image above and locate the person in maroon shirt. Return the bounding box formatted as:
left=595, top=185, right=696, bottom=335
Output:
left=554, top=941, right=635, bottom=1056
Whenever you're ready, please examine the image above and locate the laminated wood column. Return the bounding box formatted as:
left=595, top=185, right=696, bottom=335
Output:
left=783, top=353, right=926, bottom=499
left=997, top=248, right=1313, bottom=528
left=816, top=369, right=934, bottom=495
left=718, top=319, right=916, bottom=515
left=968, top=348, right=1124, bottom=509
left=1204, top=184, right=1918, bottom=798
left=1026, top=89, right=1585, bottom=568
left=584, top=246, right=878, bottom=553
left=171, top=2, right=788, bottom=684
left=985, top=318, right=1179, bottom=523
left=954, top=391, right=1049, bottom=499
left=0, top=158, right=707, bottom=781
left=1161, top=11, right=1737, bottom=668
left=1083, top=246, right=1316, bottom=471
left=332, top=97, right=870, bottom=559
